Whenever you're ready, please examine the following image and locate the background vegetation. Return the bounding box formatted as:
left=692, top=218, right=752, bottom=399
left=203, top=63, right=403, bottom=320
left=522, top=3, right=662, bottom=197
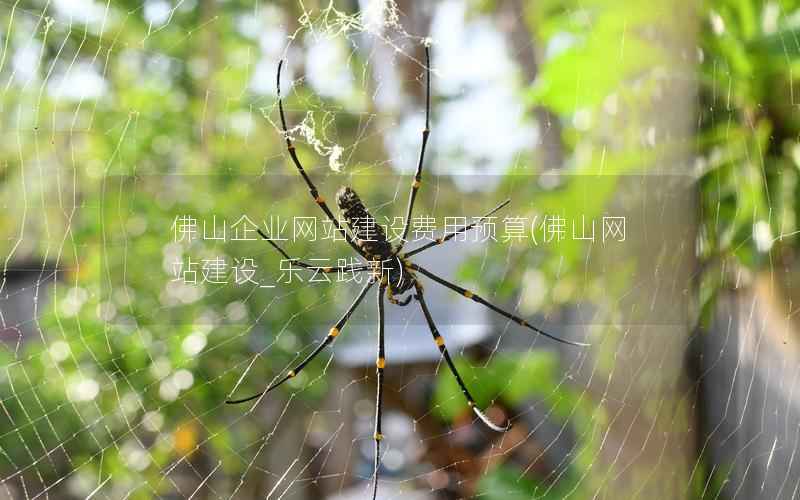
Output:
left=1, top=0, right=798, bottom=498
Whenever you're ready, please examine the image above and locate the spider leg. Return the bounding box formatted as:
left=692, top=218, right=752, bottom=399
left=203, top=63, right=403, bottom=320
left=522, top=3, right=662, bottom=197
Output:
left=225, top=277, right=376, bottom=405
left=257, top=229, right=368, bottom=273
left=396, top=44, right=431, bottom=252
left=371, top=284, right=387, bottom=500
left=402, top=198, right=511, bottom=258
left=414, top=282, right=509, bottom=432
left=409, top=264, right=590, bottom=348
left=276, top=60, right=364, bottom=257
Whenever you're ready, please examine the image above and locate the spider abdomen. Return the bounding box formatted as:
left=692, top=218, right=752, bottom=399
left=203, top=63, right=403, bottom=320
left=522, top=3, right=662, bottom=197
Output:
left=336, top=186, right=393, bottom=260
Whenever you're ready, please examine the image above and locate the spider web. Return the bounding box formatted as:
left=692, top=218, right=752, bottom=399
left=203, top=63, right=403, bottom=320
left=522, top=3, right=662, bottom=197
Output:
left=0, top=1, right=797, bottom=500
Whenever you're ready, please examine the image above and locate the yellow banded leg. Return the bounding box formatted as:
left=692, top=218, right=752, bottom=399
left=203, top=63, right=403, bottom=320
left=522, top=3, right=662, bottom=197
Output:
left=415, top=284, right=510, bottom=433
left=372, top=285, right=387, bottom=500
left=225, top=279, right=376, bottom=406
left=410, top=262, right=589, bottom=348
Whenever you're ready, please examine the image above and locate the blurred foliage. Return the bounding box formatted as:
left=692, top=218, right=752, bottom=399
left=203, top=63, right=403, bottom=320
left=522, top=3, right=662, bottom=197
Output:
left=696, top=0, right=800, bottom=326
left=476, top=462, right=583, bottom=500
left=0, top=1, right=372, bottom=497
left=446, top=0, right=800, bottom=498
left=442, top=1, right=687, bottom=485
left=433, top=351, right=589, bottom=423
left=467, top=0, right=694, bottom=310
left=1, top=0, right=798, bottom=498
left=433, top=351, right=600, bottom=498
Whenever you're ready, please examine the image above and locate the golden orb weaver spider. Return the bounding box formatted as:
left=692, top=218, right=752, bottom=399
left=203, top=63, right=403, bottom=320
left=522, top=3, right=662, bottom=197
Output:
left=226, top=43, right=589, bottom=500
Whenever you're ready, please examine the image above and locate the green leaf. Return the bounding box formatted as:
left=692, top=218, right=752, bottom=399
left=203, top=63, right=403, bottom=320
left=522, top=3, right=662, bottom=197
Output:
left=476, top=463, right=583, bottom=500
left=432, top=351, right=580, bottom=423
left=747, top=10, right=800, bottom=59
left=529, top=7, right=667, bottom=114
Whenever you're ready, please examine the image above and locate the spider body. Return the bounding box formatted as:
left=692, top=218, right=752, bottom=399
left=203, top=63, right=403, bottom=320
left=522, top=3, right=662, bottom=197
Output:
left=336, top=186, right=416, bottom=301
left=335, top=186, right=392, bottom=259
left=227, top=47, right=588, bottom=500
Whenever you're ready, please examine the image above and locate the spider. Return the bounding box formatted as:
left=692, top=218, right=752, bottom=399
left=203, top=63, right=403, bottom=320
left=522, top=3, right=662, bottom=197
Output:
left=226, top=44, right=589, bottom=500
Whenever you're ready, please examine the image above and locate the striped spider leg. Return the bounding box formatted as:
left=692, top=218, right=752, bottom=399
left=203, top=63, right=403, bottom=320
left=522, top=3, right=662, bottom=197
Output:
left=225, top=277, right=377, bottom=405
